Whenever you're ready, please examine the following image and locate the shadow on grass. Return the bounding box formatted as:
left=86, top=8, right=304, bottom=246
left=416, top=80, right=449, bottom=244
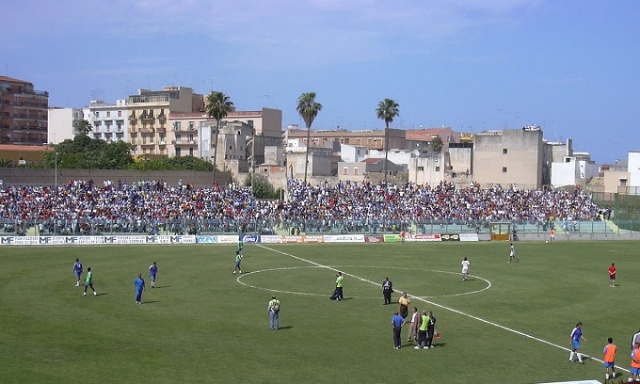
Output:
left=142, top=300, right=159, bottom=305
left=95, top=293, right=108, bottom=297
left=153, top=286, right=172, bottom=289
left=277, top=325, right=293, bottom=330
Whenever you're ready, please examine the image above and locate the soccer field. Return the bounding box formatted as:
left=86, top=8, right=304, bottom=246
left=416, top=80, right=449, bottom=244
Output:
left=0, top=241, right=637, bottom=384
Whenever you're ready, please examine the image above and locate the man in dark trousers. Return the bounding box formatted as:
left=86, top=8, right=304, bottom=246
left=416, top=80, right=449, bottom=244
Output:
left=425, top=311, right=437, bottom=349
left=391, top=311, right=406, bottom=349
left=382, top=277, right=393, bottom=305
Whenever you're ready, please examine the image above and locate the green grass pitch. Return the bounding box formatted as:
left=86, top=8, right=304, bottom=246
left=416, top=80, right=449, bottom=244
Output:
left=0, top=241, right=637, bottom=384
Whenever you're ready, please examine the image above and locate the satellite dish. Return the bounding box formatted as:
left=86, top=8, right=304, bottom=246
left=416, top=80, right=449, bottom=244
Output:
left=413, top=149, right=420, bottom=157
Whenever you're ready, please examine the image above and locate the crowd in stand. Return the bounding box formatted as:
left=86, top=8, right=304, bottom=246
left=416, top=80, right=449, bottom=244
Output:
left=0, top=178, right=600, bottom=235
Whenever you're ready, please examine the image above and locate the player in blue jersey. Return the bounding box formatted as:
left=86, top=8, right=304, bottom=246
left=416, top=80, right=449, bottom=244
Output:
left=134, top=274, right=145, bottom=305
left=149, top=262, right=158, bottom=288
left=569, top=321, right=587, bottom=364
left=73, top=259, right=83, bottom=286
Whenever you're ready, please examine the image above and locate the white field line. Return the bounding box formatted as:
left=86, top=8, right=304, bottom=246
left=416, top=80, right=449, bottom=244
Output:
left=257, top=244, right=626, bottom=373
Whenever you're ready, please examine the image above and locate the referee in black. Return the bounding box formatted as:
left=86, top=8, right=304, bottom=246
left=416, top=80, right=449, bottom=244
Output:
left=382, top=277, right=393, bottom=305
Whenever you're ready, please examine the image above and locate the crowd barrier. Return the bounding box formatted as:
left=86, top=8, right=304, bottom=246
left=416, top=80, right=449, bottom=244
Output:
left=0, top=233, right=480, bottom=246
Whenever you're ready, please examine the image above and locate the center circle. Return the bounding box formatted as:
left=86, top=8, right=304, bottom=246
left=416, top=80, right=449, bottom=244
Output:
left=236, top=265, right=491, bottom=299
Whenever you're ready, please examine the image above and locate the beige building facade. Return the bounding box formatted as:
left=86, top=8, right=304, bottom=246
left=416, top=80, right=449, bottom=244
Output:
left=286, top=128, right=408, bottom=151
left=473, top=129, right=545, bottom=189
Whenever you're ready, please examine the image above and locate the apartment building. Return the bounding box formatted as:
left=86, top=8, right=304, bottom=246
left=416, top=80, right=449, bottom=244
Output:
left=127, top=87, right=203, bottom=156
left=83, top=100, right=128, bottom=143
left=0, top=76, right=49, bottom=145
left=286, top=128, right=408, bottom=151
left=48, top=107, right=83, bottom=143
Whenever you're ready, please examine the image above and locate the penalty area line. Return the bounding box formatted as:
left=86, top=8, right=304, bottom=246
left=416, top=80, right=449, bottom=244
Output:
left=256, top=244, right=624, bottom=372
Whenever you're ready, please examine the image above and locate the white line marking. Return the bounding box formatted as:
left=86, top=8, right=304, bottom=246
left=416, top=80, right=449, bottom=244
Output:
left=257, top=244, right=626, bottom=373
left=237, top=265, right=491, bottom=298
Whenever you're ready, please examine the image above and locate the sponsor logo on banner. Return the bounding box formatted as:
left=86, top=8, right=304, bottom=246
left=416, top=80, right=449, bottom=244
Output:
left=241, top=235, right=261, bottom=244
left=77, top=236, right=104, bottom=244
left=282, top=235, right=305, bottom=243
left=303, top=235, right=324, bottom=243
left=218, top=235, right=239, bottom=244
left=323, top=234, right=365, bottom=243
left=146, top=236, right=171, bottom=244
left=171, top=235, right=196, bottom=244
left=459, top=233, right=479, bottom=242
left=407, top=234, right=442, bottom=242
left=383, top=234, right=401, bottom=243
left=261, top=235, right=283, bottom=244
left=364, top=235, right=384, bottom=243
left=196, top=236, right=218, bottom=244
left=104, top=236, right=117, bottom=244
left=39, top=236, right=67, bottom=245
left=13, top=236, right=39, bottom=245
left=440, top=234, right=460, bottom=242
left=116, top=236, right=147, bottom=244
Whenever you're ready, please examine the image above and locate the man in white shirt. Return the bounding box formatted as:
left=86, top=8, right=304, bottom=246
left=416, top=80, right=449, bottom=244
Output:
left=461, top=257, right=470, bottom=282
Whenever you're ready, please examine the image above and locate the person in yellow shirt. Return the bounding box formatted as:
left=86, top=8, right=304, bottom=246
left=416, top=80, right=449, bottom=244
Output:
left=415, top=311, right=429, bottom=349
left=335, top=272, right=344, bottom=301
left=398, top=292, right=410, bottom=319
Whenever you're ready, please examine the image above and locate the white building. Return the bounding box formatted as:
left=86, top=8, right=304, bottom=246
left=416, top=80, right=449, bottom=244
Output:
left=550, top=158, right=599, bottom=188
left=83, top=100, right=128, bottom=143
left=48, top=107, right=83, bottom=143
left=408, top=153, right=445, bottom=186
left=367, top=148, right=412, bottom=170
left=340, top=144, right=368, bottom=163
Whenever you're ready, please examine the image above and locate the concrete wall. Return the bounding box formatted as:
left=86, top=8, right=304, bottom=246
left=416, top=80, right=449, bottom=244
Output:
left=473, top=129, right=543, bottom=189
left=603, top=170, right=630, bottom=194
left=449, top=146, right=472, bottom=175
left=408, top=155, right=444, bottom=186
left=0, top=168, right=233, bottom=188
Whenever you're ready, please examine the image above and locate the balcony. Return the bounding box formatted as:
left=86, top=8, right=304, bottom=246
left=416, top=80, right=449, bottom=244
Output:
left=158, top=115, right=167, bottom=124
left=141, top=117, right=155, bottom=124
left=139, top=127, right=154, bottom=134
left=172, top=140, right=196, bottom=146
left=141, top=141, right=155, bottom=146
left=158, top=141, right=167, bottom=146
left=156, top=127, right=167, bottom=133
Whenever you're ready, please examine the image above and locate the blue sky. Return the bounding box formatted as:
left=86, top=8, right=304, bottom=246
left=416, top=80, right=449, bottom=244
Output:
left=3, top=0, right=639, bottom=164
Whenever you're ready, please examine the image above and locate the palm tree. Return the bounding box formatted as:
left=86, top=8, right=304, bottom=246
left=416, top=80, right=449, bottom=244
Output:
left=76, top=119, right=93, bottom=136
left=206, top=91, right=234, bottom=184
left=296, top=92, right=323, bottom=185
left=375, top=98, right=400, bottom=184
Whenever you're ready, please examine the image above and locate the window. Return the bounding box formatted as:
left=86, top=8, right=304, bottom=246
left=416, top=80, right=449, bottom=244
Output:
left=354, top=167, right=359, bottom=175
left=118, top=111, right=122, bottom=117
left=189, top=148, right=193, bottom=156
left=176, top=135, right=181, bottom=141
left=343, top=167, right=348, bottom=175
left=356, top=138, right=361, bottom=145
left=620, top=179, right=627, bottom=186
left=188, top=134, right=193, bottom=141
left=247, top=120, right=254, bottom=127
left=418, top=166, right=424, bottom=171
left=106, top=111, right=111, bottom=118
left=435, top=166, right=440, bottom=172
left=175, top=148, right=181, bottom=157
left=503, top=148, right=508, bottom=154
left=502, top=167, right=507, bottom=173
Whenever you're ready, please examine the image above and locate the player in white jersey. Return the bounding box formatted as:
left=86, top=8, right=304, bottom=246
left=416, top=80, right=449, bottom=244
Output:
left=461, top=257, right=470, bottom=282
left=509, top=243, right=519, bottom=263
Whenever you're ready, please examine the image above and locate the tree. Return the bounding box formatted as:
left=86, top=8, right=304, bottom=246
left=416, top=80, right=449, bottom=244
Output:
left=375, top=98, right=400, bottom=184
left=206, top=91, right=234, bottom=184
left=76, top=119, right=93, bottom=136
left=296, top=92, right=323, bottom=185
left=430, top=135, right=443, bottom=153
